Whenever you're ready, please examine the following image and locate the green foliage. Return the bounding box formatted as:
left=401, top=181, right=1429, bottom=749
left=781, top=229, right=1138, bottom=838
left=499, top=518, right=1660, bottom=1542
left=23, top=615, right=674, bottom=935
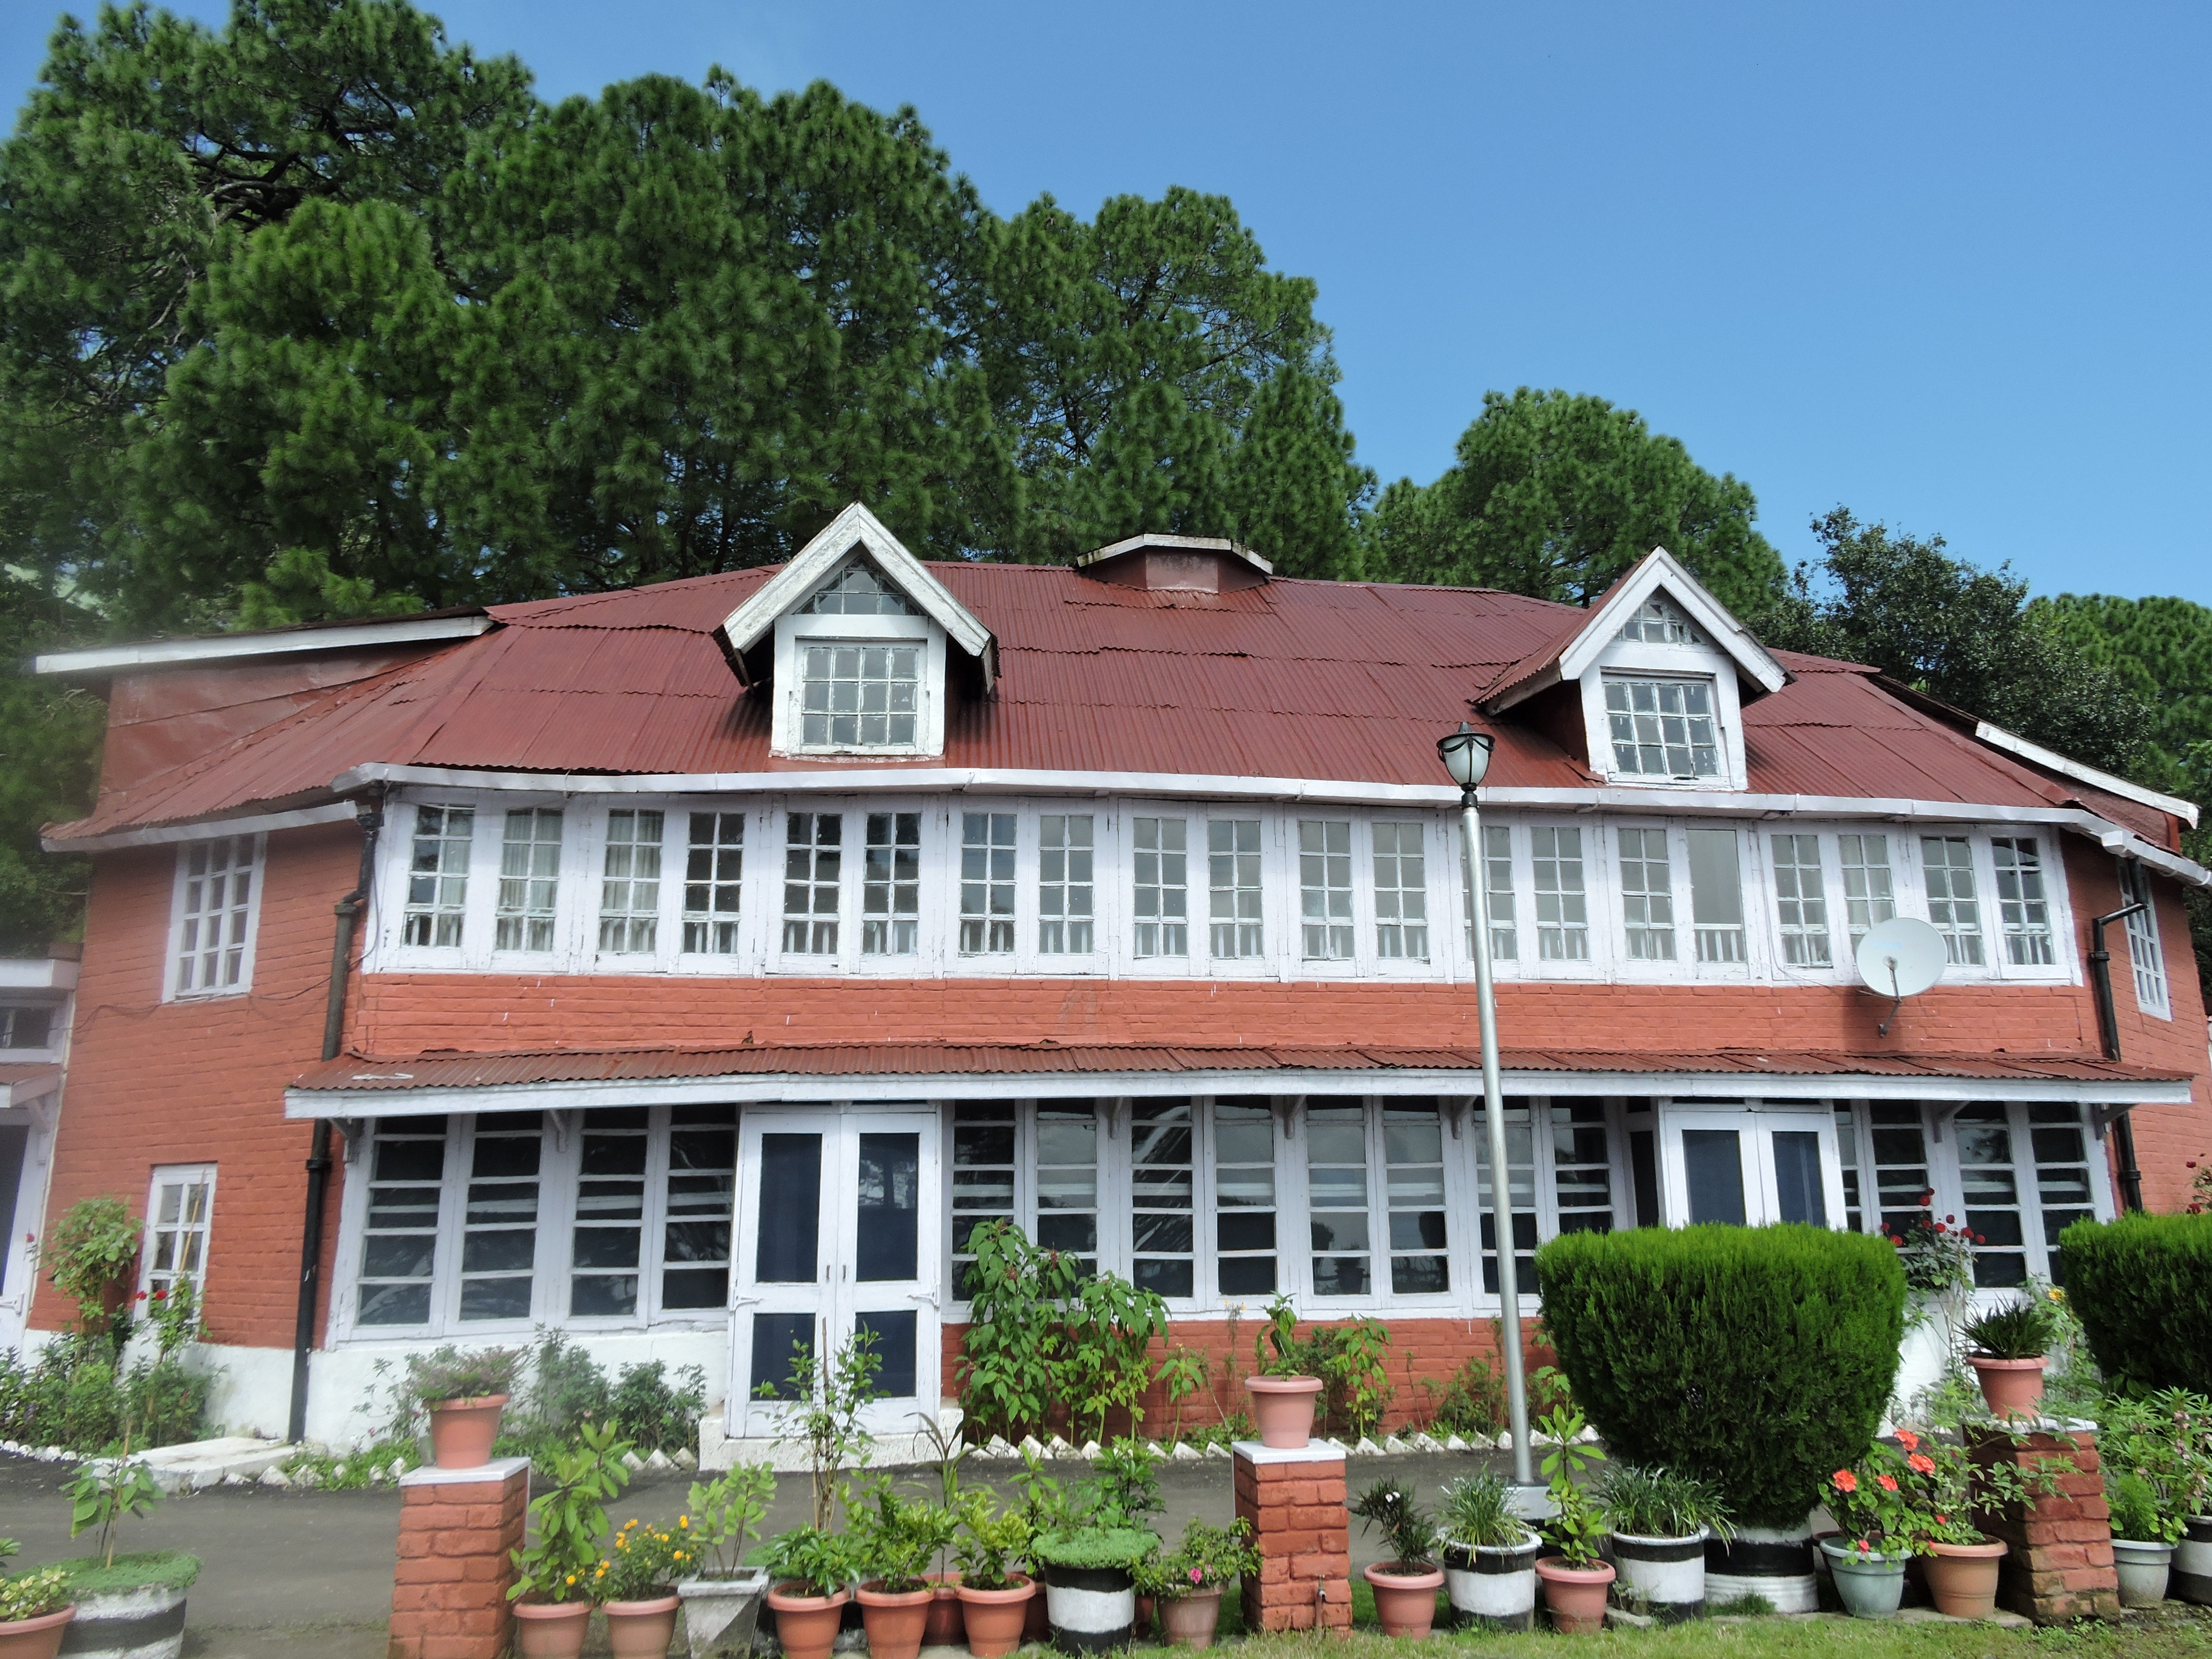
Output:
left=42, top=1197, right=141, bottom=1334
left=1437, top=1472, right=1532, bottom=1551
left=407, top=1344, right=524, bottom=1404
left=2106, top=1470, right=2183, bottom=1547
left=52, top=1549, right=200, bottom=1594
left=1420, top=1355, right=1506, bottom=1440
left=0, top=1562, right=73, bottom=1622
left=1352, top=1479, right=1438, bottom=1573
left=848, top=1476, right=954, bottom=1593
left=766, top=1329, right=882, bottom=1531
left=1534, top=1223, right=1905, bottom=1529
left=1253, top=1295, right=1310, bottom=1379
left=1133, top=1517, right=1258, bottom=1598
left=2033, top=592, right=2212, bottom=800
left=597, top=1516, right=693, bottom=1601
left=1154, top=1348, right=1209, bottom=1445
left=0, top=1337, right=209, bottom=1455
left=67, top=1450, right=162, bottom=1570
left=760, top=1525, right=862, bottom=1598
left=1092, top=1438, right=1165, bottom=1526
left=1537, top=1406, right=1608, bottom=1568
left=1962, top=1295, right=2061, bottom=1361
left=1248, top=1295, right=1394, bottom=1438
left=0, top=579, right=102, bottom=952
left=2096, top=1389, right=2212, bottom=1524
left=509, top=1419, right=632, bottom=1605
left=2058, top=1214, right=2212, bottom=1395
left=1030, top=1527, right=1158, bottom=1572
left=684, top=1463, right=776, bottom=1580
left=1359, top=388, right=1784, bottom=614
left=1601, top=1465, right=1735, bottom=1543
left=953, top=1493, right=1033, bottom=1592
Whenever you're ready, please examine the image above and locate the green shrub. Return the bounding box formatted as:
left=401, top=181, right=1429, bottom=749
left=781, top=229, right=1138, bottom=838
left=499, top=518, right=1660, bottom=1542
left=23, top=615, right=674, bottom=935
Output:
left=2058, top=1214, right=2212, bottom=1395
left=1533, top=1224, right=1905, bottom=1529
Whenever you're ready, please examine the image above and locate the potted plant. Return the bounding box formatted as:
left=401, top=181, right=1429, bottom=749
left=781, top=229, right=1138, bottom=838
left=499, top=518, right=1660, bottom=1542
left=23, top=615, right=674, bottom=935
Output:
left=1351, top=1480, right=1443, bottom=1638
left=915, top=1414, right=970, bottom=1647
left=1031, top=1526, right=1158, bottom=1652
left=1438, top=1472, right=1543, bottom=1631
left=1009, top=1448, right=1063, bottom=1644
left=673, top=1462, right=776, bottom=1659
left=1904, top=1431, right=2065, bottom=1619
left=852, top=1478, right=951, bottom=1659
left=0, top=1542, right=74, bottom=1659
left=55, top=1445, right=199, bottom=1659
left=1531, top=1407, right=1613, bottom=1634
left=2097, top=1388, right=2212, bottom=1608
left=1602, top=1464, right=1733, bottom=1622
left=409, top=1345, right=524, bottom=1469
left=595, top=1518, right=689, bottom=1659
left=1961, top=1296, right=2059, bottom=1420
left=953, top=1498, right=1036, bottom=1659
left=510, top=1421, right=632, bottom=1659
left=1134, top=1519, right=1258, bottom=1650
left=2109, top=1471, right=2184, bottom=1608
left=762, top=1527, right=857, bottom=1659
left=1245, top=1296, right=1324, bottom=1449
left=1820, top=1441, right=1927, bottom=1618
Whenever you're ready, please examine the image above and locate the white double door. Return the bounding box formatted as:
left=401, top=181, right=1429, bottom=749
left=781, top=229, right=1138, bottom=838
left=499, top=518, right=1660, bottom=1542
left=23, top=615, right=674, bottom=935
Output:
left=728, top=1105, right=940, bottom=1438
left=1658, top=1106, right=1847, bottom=1229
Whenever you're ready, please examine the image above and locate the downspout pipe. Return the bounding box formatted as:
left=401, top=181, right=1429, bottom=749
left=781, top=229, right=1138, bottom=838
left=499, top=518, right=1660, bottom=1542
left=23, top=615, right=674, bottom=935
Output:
left=2087, top=900, right=2147, bottom=1214
left=289, top=794, right=384, bottom=1443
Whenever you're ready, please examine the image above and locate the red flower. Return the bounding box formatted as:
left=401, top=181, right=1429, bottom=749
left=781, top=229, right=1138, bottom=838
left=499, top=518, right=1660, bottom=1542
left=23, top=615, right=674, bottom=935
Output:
left=132, top=1291, right=147, bottom=1301
left=1936, top=1514, right=1949, bottom=1526
left=1907, top=1453, right=1935, bottom=1475
left=1876, top=1474, right=1899, bottom=1492
left=1920, top=1191, right=1934, bottom=1205
left=1945, top=1214, right=1957, bottom=1225
left=1975, top=1235, right=1987, bottom=1245
left=1854, top=1538, right=1872, bottom=1554
left=149, top=1288, right=167, bottom=1301
left=1832, top=1469, right=1859, bottom=1493
left=1894, top=1430, right=1920, bottom=1451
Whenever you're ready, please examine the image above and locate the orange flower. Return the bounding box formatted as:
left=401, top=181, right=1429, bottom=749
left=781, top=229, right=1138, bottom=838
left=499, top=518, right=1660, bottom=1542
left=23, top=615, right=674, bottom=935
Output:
left=1832, top=1469, right=1859, bottom=1493
left=1894, top=1430, right=1920, bottom=1452
left=1876, top=1474, right=1899, bottom=1492
left=1907, top=1453, right=1935, bottom=1475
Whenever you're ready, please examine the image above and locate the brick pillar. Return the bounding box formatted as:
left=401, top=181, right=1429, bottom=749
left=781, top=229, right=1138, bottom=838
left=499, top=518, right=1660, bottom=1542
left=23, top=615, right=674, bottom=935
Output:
left=388, top=1456, right=531, bottom=1659
left=1233, top=1441, right=1352, bottom=1636
left=1968, top=1424, right=2119, bottom=1624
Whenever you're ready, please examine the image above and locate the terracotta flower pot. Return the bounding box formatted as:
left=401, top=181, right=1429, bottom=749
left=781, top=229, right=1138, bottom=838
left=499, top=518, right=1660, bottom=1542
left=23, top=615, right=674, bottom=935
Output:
left=1245, top=1376, right=1324, bottom=1448
left=1022, top=1570, right=1051, bottom=1642
left=1966, top=1356, right=2045, bottom=1420
left=768, top=1585, right=851, bottom=1659
left=604, top=1594, right=681, bottom=1659
left=1923, top=1540, right=2007, bottom=1618
left=1536, top=1557, right=1615, bottom=1635
left=955, top=1575, right=1034, bottom=1658
left=857, top=1583, right=936, bottom=1659
left=923, top=1571, right=966, bottom=1647
left=512, top=1599, right=592, bottom=1659
left=1156, top=1587, right=1222, bottom=1649
left=0, top=1604, right=76, bottom=1659
left=1133, top=1593, right=1154, bottom=1641
left=426, top=1392, right=509, bottom=1469
left=1363, top=1563, right=1444, bottom=1638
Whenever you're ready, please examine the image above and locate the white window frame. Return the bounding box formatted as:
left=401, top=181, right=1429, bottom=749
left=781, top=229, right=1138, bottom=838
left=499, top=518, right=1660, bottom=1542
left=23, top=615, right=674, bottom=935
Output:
left=165, top=834, right=265, bottom=1000
left=1580, top=624, right=1749, bottom=789
left=2116, top=860, right=2170, bottom=1019
left=1656, top=1102, right=1847, bottom=1228
left=772, top=608, right=945, bottom=759
left=140, top=1163, right=216, bottom=1304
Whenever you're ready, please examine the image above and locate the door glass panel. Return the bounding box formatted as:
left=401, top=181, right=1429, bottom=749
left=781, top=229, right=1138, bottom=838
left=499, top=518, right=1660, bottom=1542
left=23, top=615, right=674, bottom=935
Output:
left=1869, top=1104, right=1932, bottom=1235
left=950, top=1103, right=1015, bottom=1297
left=1682, top=1129, right=1747, bottom=1225
left=1552, top=1103, right=1616, bottom=1233
left=855, top=1132, right=920, bottom=1282
left=1835, top=1107, right=1863, bottom=1231
left=856, top=1309, right=918, bottom=1398
left=1771, top=1130, right=1827, bottom=1226
left=756, top=1133, right=822, bottom=1283
left=1036, top=1104, right=1100, bottom=1274
left=749, top=1311, right=813, bottom=1400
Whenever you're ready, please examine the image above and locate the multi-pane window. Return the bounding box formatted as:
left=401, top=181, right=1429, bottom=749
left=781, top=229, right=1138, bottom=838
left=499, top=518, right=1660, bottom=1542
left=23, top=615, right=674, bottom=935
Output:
left=1372, top=822, right=1428, bottom=961
left=404, top=806, right=473, bottom=948
left=1132, top=817, right=1189, bottom=958
left=1990, top=837, right=2054, bottom=966
left=1618, top=596, right=1706, bottom=645
left=1603, top=677, right=1720, bottom=778
left=173, top=836, right=258, bottom=994
left=1618, top=828, right=1676, bottom=960
left=1836, top=1106, right=1863, bottom=1233
left=1474, top=1099, right=1538, bottom=1294
left=1550, top=1103, right=1616, bottom=1235
left=495, top=809, right=563, bottom=952
left=682, top=813, right=744, bottom=954
left=1384, top=1104, right=1450, bottom=1294
left=1034, top=1104, right=1101, bottom=1274
left=782, top=812, right=842, bottom=954
left=1306, top=1101, right=1370, bottom=1295
left=571, top=1108, right=648, bottom=1316
left=358, top=1118, right=446, bottom=1327
left=1130, top=1100, right=1196, bottom=1297
left=1464, top=824, right=1515, bottom=960
left=950, top=1103, right=1015, bottom=1297
left=0, top=1005, right=52, bottom=1048
left=1837, top=834, right=1896, bottom=949
left=661, top=1107, right=737, bottom=1309
left=960, top=813, right=1017, bottom=954
left=799, top=644, right=920, bottom=748
left=1953, top=1104, right=2025, bottom=1287
left=143, top=1166, right=214, bottom=1306
left=1209, top=820, right=1264, bottom=958
left=597, top=809, right=663, bottom=953
left=1038, top=815, right=1094, bottom=954
left=2117, top=861, right=2169, bottom=1016
left=863, top=812, right=921, bottom=956
left=1298, top=820, right=1354, bottom=961
left=460, top=1113, right=541, bottom=1321
left=1771, top=834, right=1832, bottom=966
left=806, top=562, right=912, bottom=614
left=1685, top=828, right=1745, bottom=964
left=1214, top=1099, right=1278, bottom=1296
left=1921, top=836, right=1985, bottom=965
left=1868, top=1104, right=1932, bottom=1238
left=950, top=1103, right=1102, bottom=1297
left=2030, top=1106, right=2096, bottom=1286
left=1532, top=827, right=1589, bottom=960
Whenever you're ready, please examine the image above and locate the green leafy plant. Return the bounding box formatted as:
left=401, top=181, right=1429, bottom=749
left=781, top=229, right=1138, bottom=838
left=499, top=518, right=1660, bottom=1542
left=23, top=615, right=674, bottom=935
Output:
left=2108, top=1470, right=2185, bottom=1546
left=761, top=1526, right=861, bottom=1599
left=1601, top=1465, right=1735, bottom=1543
left=1029, top=1527, right=1158, bottom=1572
left=2058, top=1214, right=2212, bottom=1395
left=1134, top=1517, right=1258, bottom=1598
left=1962, top=1295, right=2060, bottom=1361
left=1537, top=1406, right=1608, bottom=1569
left=40, top=1197, right=141, bottom=1339
left=1315, top=1318, right=1394, bottom=1442
left=1422, top=1356, right=1506, bottom=1440
left=1438, top=1472, right=1533, bottom=1550
left=1008, top=1446, right=1068, bottom=1539
left=407, top=1345, right=524, bottom=1406
left=1058, top=1271, right=1170, bottom=1444
left=684, top=1462, right=776, bottom=1579
left=1352, top=1480, right=1437, bottom=1574
left=2097, top=1388, right=2212, bottom=1524
left=66, top=1445, right=162, bottom=1570
left=1253, top=1295, right=1314, bottom=1379
left=1092, top=1438, right=1164, bottom=1526
left=955, top=1493, right=1034, bottom=1591
left=509, top=1420, right=632, bottom=1605
left=849, top=1476, right=953, bottom=1593
left=0, top=1545, right=72, bottom=1622
left=596, top=1517, right=694, bottom=1602
left=1155, top=1347, right=1209, bottom=1446
left=765, top=1329, right=883, bottom=1531
left=1905, top=1429, right=2068, bottom=1548
left=142, top=1280, right=199, bottom=1357
left=956, top=1221, right=1081, bottom=1443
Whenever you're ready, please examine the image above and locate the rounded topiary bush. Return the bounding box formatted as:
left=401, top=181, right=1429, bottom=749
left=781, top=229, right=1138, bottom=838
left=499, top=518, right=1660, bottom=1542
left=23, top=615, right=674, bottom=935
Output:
left=2058, top=1213, right=2212, bottom=1394
left=1534, top=1224, right=1905, bottom=1528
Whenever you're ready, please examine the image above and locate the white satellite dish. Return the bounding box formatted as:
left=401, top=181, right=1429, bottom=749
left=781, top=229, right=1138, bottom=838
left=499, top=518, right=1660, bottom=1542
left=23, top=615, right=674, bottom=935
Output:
left=1855, top=916, right=1947, bottom=1033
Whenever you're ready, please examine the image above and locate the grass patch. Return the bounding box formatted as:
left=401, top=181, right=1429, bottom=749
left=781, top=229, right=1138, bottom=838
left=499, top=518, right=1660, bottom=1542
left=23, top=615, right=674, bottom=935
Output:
left=54, top=1550, right=201, bottom=1594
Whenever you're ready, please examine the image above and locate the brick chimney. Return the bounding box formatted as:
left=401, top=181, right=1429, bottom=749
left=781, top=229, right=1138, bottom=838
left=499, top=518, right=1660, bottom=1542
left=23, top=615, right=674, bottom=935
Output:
left=1074, top=533, right=1272, bottom=593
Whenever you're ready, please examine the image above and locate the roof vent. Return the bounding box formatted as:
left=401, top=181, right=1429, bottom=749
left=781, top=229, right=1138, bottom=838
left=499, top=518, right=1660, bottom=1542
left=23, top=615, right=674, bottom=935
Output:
left=1074, top=533, right=1272, bottom=593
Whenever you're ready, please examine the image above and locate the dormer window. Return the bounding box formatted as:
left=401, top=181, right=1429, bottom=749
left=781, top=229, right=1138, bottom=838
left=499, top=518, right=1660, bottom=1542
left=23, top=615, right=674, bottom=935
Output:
left=800, top=643, right=921, bottom=747
left=1603, top=675, right=1720, bottom=779
left=1618, top=597, right=1706, bottom=646
left=806, top=563, right=913, bottom=615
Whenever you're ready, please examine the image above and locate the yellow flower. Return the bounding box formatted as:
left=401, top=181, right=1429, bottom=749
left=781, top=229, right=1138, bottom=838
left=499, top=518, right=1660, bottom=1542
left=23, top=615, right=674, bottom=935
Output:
left=679, top=1516, right=689, bottom=1528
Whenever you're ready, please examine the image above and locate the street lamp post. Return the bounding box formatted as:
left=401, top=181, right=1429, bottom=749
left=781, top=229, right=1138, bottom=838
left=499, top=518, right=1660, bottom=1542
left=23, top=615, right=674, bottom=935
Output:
left=1438, top=721, right=1534, bottom=1488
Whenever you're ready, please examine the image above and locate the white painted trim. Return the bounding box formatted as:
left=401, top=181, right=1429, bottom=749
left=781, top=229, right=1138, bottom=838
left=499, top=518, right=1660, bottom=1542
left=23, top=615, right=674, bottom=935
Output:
left=1074, top=532, right=1273, bottom=576
left=771, top=613, right=946, bottom=758
left=44, top=800, right=361, bottom=854
left=32, top=615, right=491, bottom=676
left=1971, top=722, right=2200, bottom=827
left=163, top=833, right=266, bottom=1002
left=0, top=1066, right=62, bottom=1110
left=0, top=958, right=78, bottom=991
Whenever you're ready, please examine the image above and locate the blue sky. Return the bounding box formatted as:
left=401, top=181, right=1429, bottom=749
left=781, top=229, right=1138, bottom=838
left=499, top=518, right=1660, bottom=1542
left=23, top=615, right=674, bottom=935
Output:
left=7, top=1, right=2208, bottom=602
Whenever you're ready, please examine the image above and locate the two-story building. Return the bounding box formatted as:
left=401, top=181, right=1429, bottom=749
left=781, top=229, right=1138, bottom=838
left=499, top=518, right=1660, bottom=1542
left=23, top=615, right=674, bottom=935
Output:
left=27, top=505, right=2212, bottom=1448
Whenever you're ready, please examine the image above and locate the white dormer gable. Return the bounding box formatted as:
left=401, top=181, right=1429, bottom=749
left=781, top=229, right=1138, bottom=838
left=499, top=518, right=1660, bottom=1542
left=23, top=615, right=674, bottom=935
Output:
left=715, top=503, right=997, bottom=759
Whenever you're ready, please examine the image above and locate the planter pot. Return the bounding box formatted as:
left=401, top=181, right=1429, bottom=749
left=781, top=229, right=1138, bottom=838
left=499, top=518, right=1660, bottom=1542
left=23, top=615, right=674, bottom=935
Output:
left=2112, top=1539, right=2175, bottom=1609
left=1244, top=1376, right=1324, bottom=1449
left=1966, top=1356, right=2046, bottom=1420
left=1043, top=1562, right=1136, bottom=1654
left=1612, top=1528, right=1709, bottom=1622
left=1705, top=1522, right=1818, bottom=1613
left=768, top=1586, right=852, bottom=1659
left=1155, top=1588, right=1222, bottom=1650
left=1442, top=1535, right=1542, bottom=1632
left=0, top=1606, right=75, bottom=1659
left=1535, top=1558, right=1614, bottom=1635
left=856, top=1583, right=935, bottom=1659
left=59, top=1585, right=187, bottom=1659
left=955, top=1577, right=1034, bottom=1659
left=1133, top=1594, right=1153, bottom=1642
left=512, top=1599, right=592, bottom=1659
left=676, top=1570, right=772, bottom=1659
left=1022, top=1571, right=1050, bottom=1643
left=603, top=1595, right=681, bottom=1659
left=1363, top=1563, right=1444, bottom=1638
left=2176, top=1515, right=2212, bottom=1606
left=1820, top=1541, right=1907, bottom=1619
left=922, top=1571, right=965, bottom=1648
left=1923, top=1540, right=2007, bottom=1619
left=425, top=1392, right=508, bottom=1469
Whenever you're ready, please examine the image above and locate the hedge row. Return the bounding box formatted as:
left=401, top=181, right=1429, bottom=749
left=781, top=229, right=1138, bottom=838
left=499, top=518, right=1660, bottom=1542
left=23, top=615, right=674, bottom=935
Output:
left=2059, top=1213, right=2212, bottom=1394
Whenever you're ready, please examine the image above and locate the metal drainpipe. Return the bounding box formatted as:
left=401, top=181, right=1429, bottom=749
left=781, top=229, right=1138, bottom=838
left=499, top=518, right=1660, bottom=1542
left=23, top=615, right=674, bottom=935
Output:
left=288, top=794, right=384, bottom=1444
left=2086, top=901, right=2148, bottom=1214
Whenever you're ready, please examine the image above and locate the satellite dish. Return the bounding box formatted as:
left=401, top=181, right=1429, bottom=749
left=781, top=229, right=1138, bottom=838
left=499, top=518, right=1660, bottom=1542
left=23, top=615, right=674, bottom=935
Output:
left=1856, top=916, right=1947, bottom=1034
